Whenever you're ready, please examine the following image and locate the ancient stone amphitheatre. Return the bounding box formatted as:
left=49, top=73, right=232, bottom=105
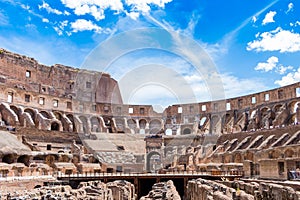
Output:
left=0, top=48, right=300, bottom=199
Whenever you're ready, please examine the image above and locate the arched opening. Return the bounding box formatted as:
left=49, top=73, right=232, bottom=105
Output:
left=149, top=119, right=162, bottom=134
left=90, top=116, right=101, bottom=132
left=244, top=151, right=254, bottom=161
left=260, top=107, right=269, bottom=118
left=285, top=149, right=294, bottom=158
left=268, top=149, right=281, bottom=159
left=10, top=105, right=19, bottom=118
left=222, top=113, right=233, bottom=133
left=17, top=155, right=30, bottom=166
left=115, top=118, right=125, bottom=133
left=182, top=128, right=191, bottom=135
left=45, top=155, right=57, bottom=167
left=79, top=116, right=88, bottom=134
left=127, top=119, right=137, bottom=129
left=51, top=122, right=60, bottom=131
left=66, top=114, right=76, bottom=132
left=2, top=154, right=14, bottom=164
left=273, top=104, right=283, bottom=113
left=139, top=119, right=147, bottom=129
left=54, top=111, right=70, bottom=132
left=199, top=116, right=207, bottom=128
left=234, top=153, right=242, bottom=163
left=211, top=115, right=220, bottom=133
left=103, top=116, right=113, bottom=133
left=288, top=101, right=300, bottom=124
left=54, top=112, right=62, bottom=120
left=40, top=111, right=51, bottom=119
left=146, top=151, right=162, bottom=172
left=24, top=108, right=35, bottom=122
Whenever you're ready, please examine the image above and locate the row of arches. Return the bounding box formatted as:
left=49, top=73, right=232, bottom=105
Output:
left=201, top=100, right=300, bottom=135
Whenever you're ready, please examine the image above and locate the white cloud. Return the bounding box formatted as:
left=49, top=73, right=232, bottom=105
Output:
left=53, top=27, right=63, bottom=36
left=42, top=18, right=49, bottom=23
left=252, top=16, right=257, bottom=23
left=64, top=10, right=70, bottom=16
left=255, top=56, right=278, bottom=72
left=275, top=67, right=300, bottom=86
left=262, top=11, right=276, bottom=25
left=53, top=20, right=68, bottom=36
left=276, top=65, right=293, bottom=75
left=70, top=19, right=110, bottom=33
left=60, top=0, right=173, bottom=21
left=125, top=0, right=173, bottom=13
left=60, top=0, right=124, bottom=21
left=287, top=3, right=294, bottom=13
left=221, top=74, right=268, bottom=98
left=290, top=21, right=300, bottom=27
left=184, top=73, right=268, bottom=99
left=39, top=1, right=63, bottom=15
left=126, top=11, right=140, bottom=20
left=247, top=27, right=300, bottom=52
left=254, top=56, right=294, bottom=75
left=21, top=4, right=30, bottom=10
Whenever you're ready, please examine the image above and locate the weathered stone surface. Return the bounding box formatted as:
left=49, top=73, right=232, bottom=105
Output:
left=140, top=180, right=181, bottom=200
left=1, top=180, right=136, bottom=200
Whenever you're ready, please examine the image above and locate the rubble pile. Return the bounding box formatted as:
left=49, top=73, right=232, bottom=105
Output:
left=187, top=178, right=300, bottom=200
left=140, top=180, right=181, bottom=200
left=1, top=180, right=136, bottom=200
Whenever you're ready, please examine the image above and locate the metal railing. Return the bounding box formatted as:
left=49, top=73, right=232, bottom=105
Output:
left=56, top=170, right=244, bottom=179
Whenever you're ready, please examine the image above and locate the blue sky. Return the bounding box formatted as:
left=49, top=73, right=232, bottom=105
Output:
left=1, top=0, right=300, bottom=109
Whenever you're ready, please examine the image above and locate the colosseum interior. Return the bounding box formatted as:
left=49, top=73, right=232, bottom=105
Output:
left=0, top=48, right=300, bottom=199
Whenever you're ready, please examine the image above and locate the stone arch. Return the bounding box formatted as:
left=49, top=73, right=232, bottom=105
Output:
left=0, top=103, right=18, bottom=126
left=79, top=116, right=88, bottom=134
left=182, top=127, right=192, bottom=135
left=222, top=113, right=233, bottom=133
left=2, top=154, right=15, bottom=164
left=103, top=116, right=114, bottom=133
left=90, top=116, right=101, bottom=132
left=268, top=149, right=282, bottom=159
left=45, top=155, right=57, bottom=167
left=24, top=108, right=36, bottom=122
left=127, top=119, right=137, bottom=129
left=224, top=154, right=232, bottom=163
left=210, top=115, right=221, bottom=133
left=17, top=155, right=30, bottom=167
left=66, top=114, right=77, bottom=132
left=234, top=153, right=243, bottom=163
left=199, top=116, right=207, bottom=127
left=244, top=151, right=254, bottom=161
left=149, top=119, right=162, bottom=134
left=146, top=151, right=162, bottom=172
left=273, top=103, right=283, bottom=112
left=115, top=118, right=125, bottom=133
left=288, top=100, right=300, bottom=124
left=51, top=122, right=60, bottom=131
left=284, top=148, right=294, bottom=158
left=53, top=111, right=70, bottom=132
left=40, top=110, right=51, bottom=119
left=139, top=119, right=147, bottom=129
left=10, top=105, right=20, bottom=119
